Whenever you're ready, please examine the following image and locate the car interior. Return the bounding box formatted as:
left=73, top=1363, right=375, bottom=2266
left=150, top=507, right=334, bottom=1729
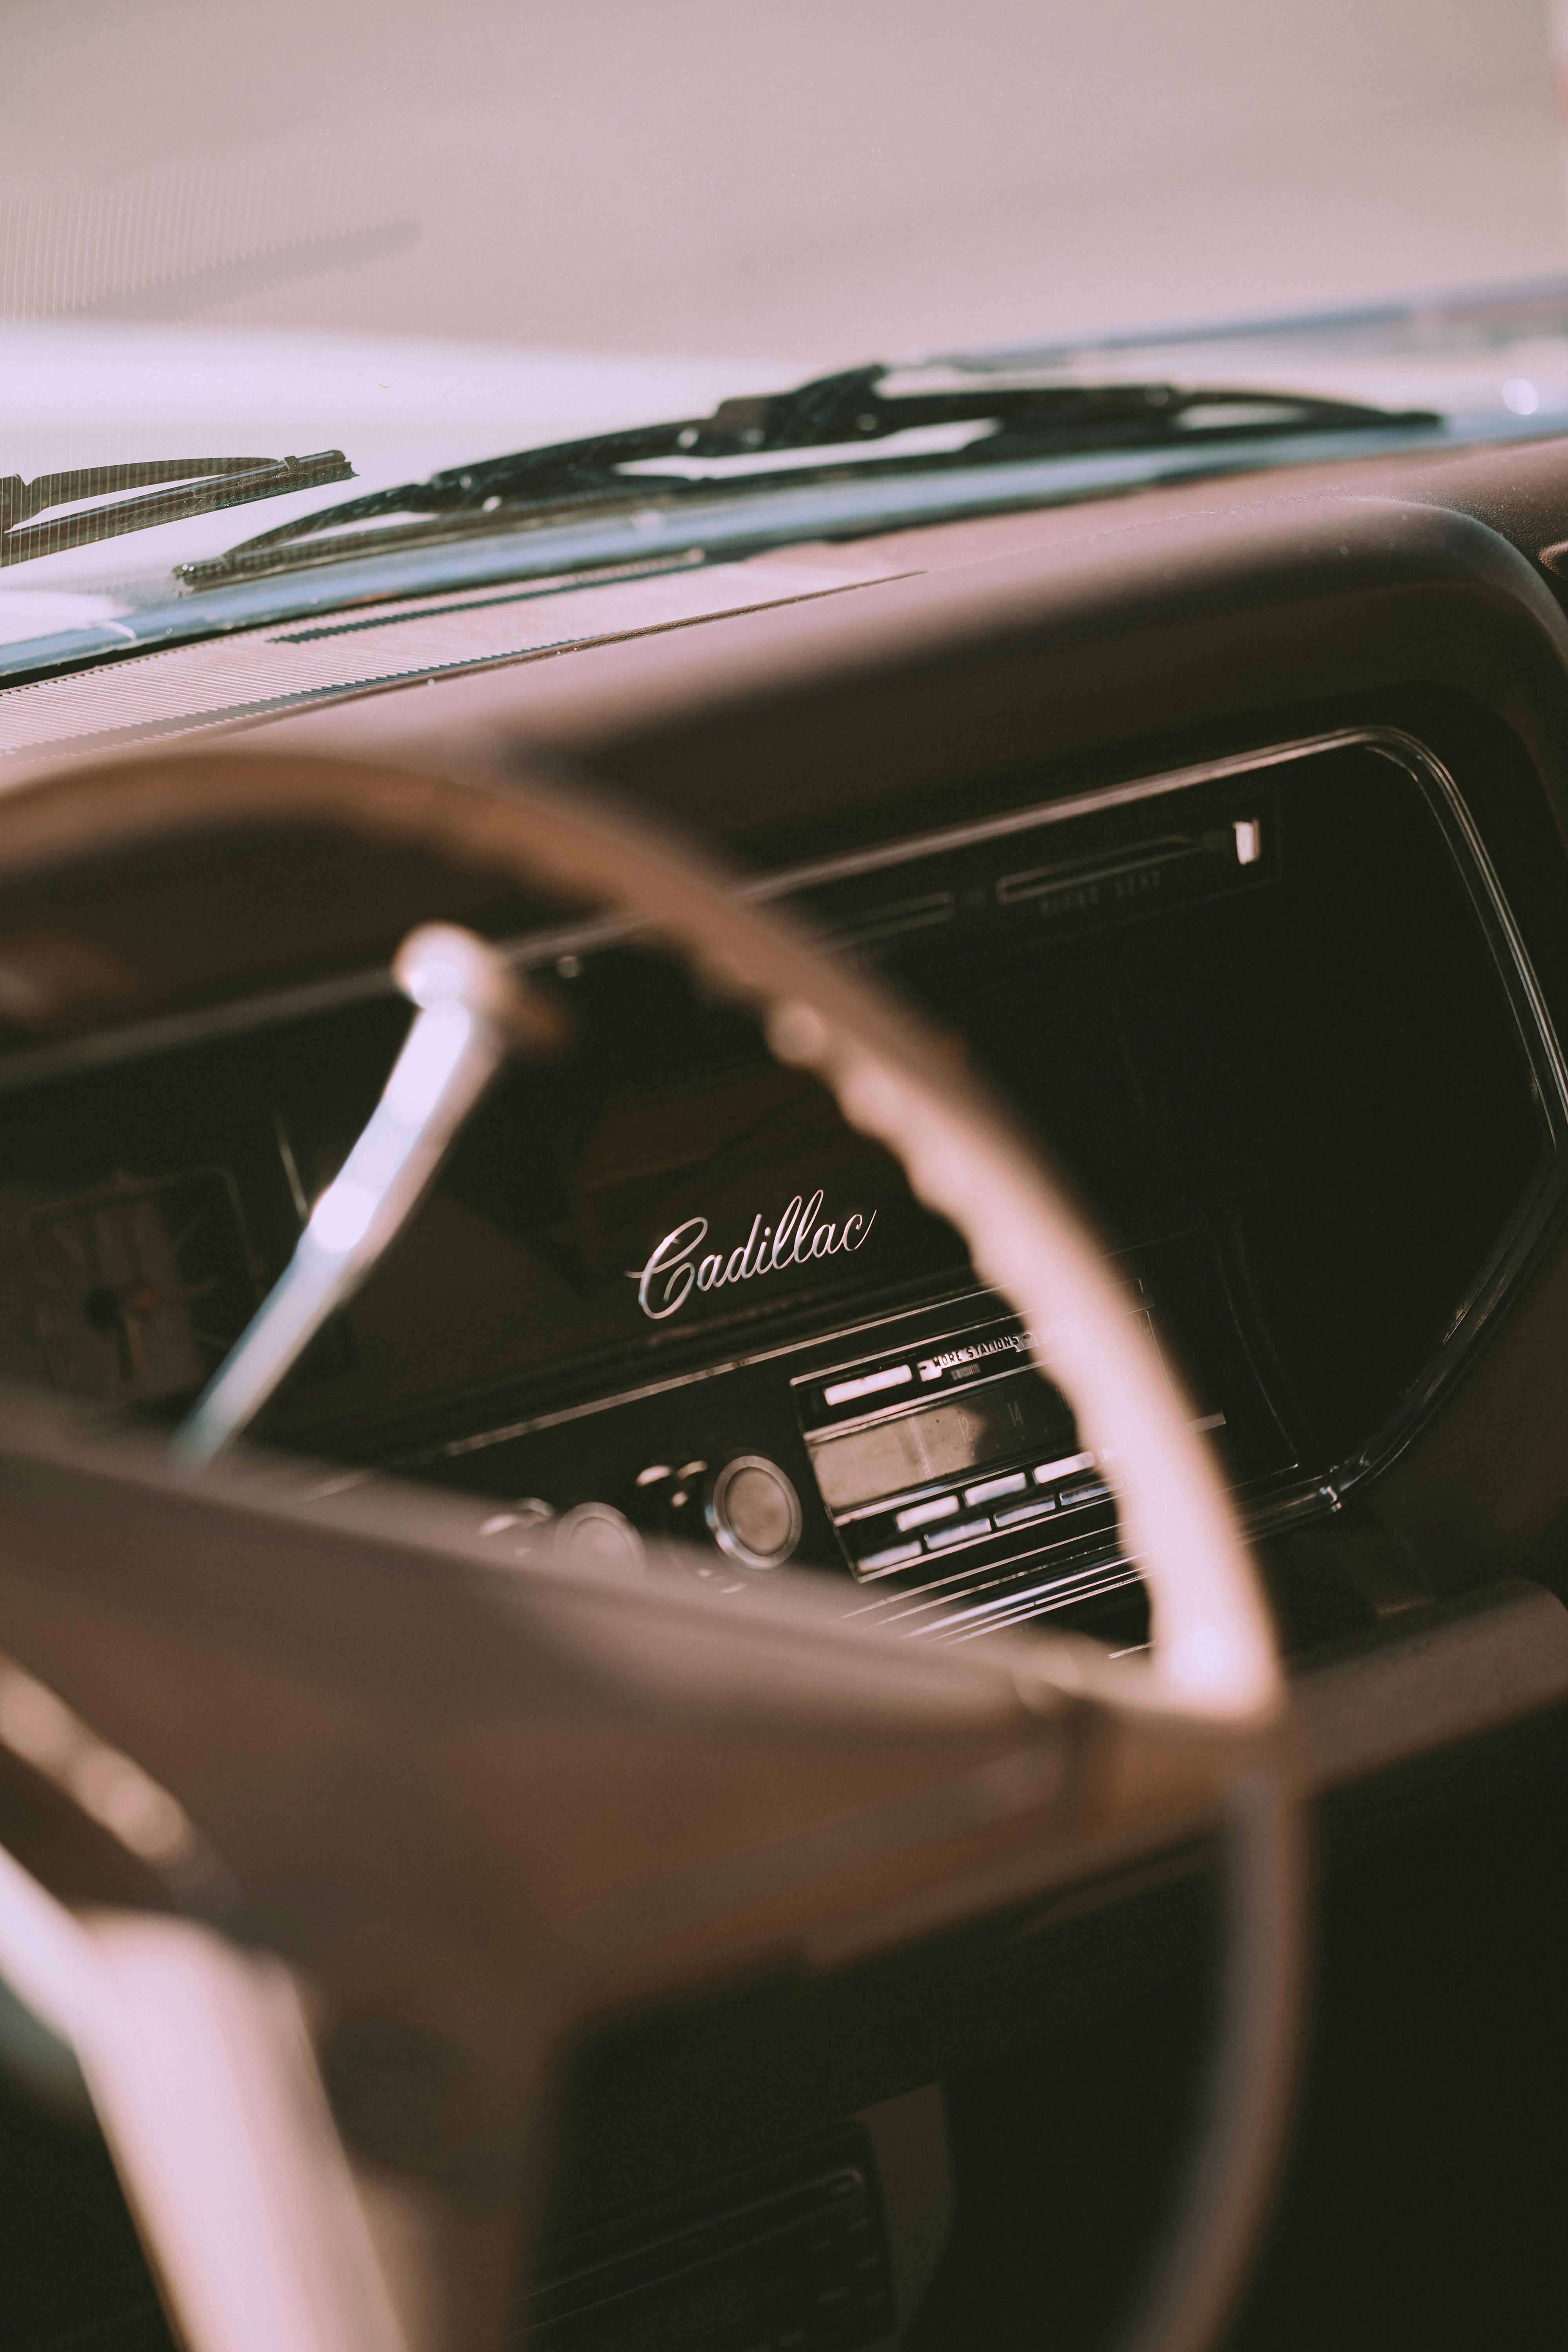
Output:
left=0, top=421, right=1564, bottom=2348
left=6, top=8, right=1568, bottom=2352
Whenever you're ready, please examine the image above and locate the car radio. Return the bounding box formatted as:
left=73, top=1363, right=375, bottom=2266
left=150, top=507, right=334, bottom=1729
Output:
left=797, top=1304, right=1126, bottom=1583
left=437, top=1232, right=1283, bottom=1650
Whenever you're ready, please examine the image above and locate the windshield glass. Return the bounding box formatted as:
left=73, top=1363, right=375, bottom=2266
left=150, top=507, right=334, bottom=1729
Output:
left=5, top=1, right=1568, bottom=656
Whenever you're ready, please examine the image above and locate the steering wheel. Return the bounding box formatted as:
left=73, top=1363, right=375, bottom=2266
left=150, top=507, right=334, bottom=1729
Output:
left=0, top=742, right=1299, bottom=2352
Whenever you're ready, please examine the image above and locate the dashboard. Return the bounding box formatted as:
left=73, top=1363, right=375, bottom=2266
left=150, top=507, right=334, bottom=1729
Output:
left=8, top=433, right=1568, bottom=2349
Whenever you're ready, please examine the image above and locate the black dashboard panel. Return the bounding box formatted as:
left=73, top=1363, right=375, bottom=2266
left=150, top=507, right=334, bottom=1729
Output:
left=0, top=722, right=1553, bottom=1646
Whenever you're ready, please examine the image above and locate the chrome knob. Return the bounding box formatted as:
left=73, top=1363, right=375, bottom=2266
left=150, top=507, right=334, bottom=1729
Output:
left=553, top=1502, right=646, bottom=1581
left=706, top=1455, right=802, bottom=1570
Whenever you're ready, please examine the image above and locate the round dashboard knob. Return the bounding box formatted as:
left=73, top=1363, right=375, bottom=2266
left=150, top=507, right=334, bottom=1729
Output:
left=706, top=1455, right=802, bottom=1570
left=552, top=1502, right=646, bottom=1582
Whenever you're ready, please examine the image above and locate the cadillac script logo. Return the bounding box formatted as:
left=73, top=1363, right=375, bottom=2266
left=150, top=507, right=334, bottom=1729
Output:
left=629, top=1189, right=877, bottom=1321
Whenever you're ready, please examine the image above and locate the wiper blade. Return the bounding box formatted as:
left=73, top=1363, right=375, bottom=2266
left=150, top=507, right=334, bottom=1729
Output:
left=177, top=365, right=1440, bottom=588
left=0, top=450, right=353, bottom=570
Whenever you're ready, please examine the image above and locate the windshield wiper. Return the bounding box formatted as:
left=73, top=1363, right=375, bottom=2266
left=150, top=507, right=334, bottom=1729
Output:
left=176, top=365, right=1440, bottom=589
left=0, top=451, right=353, bottom=570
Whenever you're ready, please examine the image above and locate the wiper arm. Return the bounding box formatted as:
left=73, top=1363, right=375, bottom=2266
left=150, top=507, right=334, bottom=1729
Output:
left=0, top=451, right=353, bottom=570
left=177, top=365, right=1440, bottom=588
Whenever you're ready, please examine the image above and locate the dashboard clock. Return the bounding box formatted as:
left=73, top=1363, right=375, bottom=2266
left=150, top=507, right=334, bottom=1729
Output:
left=20, top=1166, right=264, bottom=1409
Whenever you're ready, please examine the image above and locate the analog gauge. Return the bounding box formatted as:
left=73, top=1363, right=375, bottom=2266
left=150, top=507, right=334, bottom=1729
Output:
left=20, top=1167, right=263, bottom=1408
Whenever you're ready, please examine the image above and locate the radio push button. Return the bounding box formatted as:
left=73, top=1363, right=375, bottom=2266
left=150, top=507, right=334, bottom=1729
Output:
left=857, top=1539, right=924, bottom=1572
left=895, top=1495, right=959, bottom=1532
left=1058, top=1474, right=1113, bottom=1510
left=995, top=1495, right=1057, bottom=1530
left=706, top=1455, right=803, bottom=1570
left=924, top=1514, right=991, bottom=1550
left=964, top=1470, right=1028, bottom=1506
left=1033, top=1449, right=1095, bottom=1485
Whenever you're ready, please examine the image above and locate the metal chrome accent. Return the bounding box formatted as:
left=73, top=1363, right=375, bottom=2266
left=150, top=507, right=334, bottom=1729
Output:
left=628, top=1188, right=878, bottom=1322
left=173, top=926, right=546, bottom=1466
left=706, top=1455, right=803, bottom=1569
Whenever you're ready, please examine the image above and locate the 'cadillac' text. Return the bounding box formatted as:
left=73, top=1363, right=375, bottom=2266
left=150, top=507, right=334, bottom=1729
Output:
left=629, top=1190, right=877, bottom=1321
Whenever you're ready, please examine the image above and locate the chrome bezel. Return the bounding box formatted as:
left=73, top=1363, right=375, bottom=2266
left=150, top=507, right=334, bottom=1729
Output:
left=706, top=1454, right=804, bottom=1570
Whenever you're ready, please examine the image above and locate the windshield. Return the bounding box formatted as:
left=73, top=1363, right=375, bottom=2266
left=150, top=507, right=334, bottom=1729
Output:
left=6, top=1, right=1568, bottom=660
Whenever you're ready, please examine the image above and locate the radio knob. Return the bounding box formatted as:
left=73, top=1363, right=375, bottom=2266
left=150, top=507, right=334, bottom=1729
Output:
left=552, top=1502, right=646, bottom=1581
left=706, top=1455, right=802, bottom=1570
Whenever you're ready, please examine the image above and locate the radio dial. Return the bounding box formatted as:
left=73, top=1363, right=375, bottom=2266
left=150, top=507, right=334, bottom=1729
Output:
left=706, top=1455, right=802, bottom=1570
